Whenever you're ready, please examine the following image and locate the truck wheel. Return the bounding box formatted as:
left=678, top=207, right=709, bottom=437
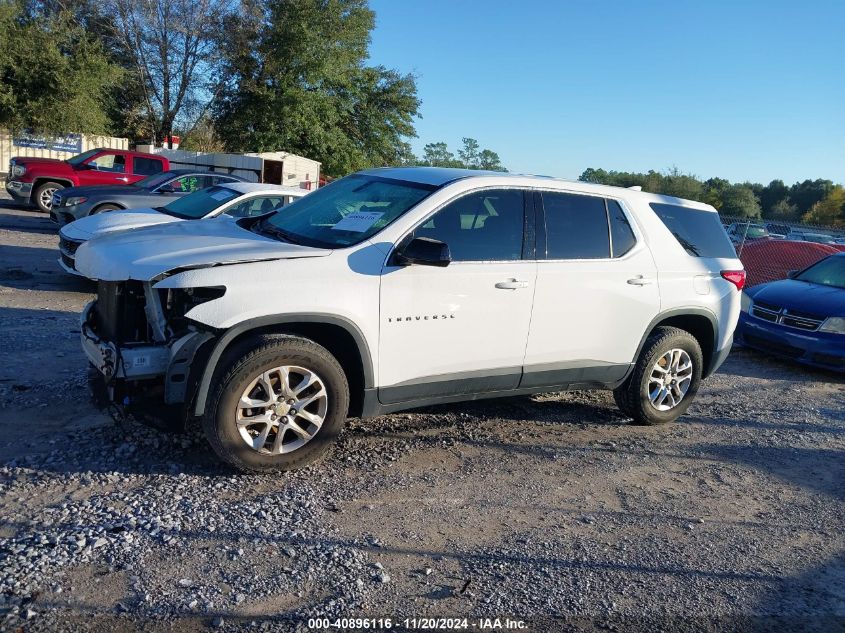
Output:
left=613, top=326, right=702, bottom=425
left=203, top=335, right=349, bottom=473
left=34, top=181, right=64, bottom=212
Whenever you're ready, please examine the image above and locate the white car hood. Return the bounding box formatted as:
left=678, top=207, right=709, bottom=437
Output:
left=61, top=207, right=181, bottom=240
left=74, top=216, right=331, bottom=281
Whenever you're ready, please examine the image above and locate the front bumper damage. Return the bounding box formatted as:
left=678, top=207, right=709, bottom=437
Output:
left=80, top=299, right=215, bottom=426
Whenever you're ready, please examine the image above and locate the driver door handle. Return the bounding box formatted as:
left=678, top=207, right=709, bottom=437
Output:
left=627, top=275, right=654, bottom=286
left=495, top=279, right=529, bottom=290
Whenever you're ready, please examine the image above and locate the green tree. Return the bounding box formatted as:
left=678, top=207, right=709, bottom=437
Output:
left=768, top=198, right=799, bottom=220
left=759, top=179, right=789, bottom=216
left=802, top=186, right=845, bottom=226
left=701, top=177, right=730, bottom=209
left=720, top=185, right=762, bottom=218
left=477, top=148, right=505, bottom=171
left=790, top=179, right=834, bottom=214
left=421, top=142, right=460, bottom=167
left=213, top=0, right=420, bottom=176
left=0, top=1, right=122, bottom=135
left=458, top=137, right=480, bottom=168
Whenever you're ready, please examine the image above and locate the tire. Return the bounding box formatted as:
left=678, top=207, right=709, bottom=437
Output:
left=34, top=181, right=64, bottom=212
left=92, top=204, right=121, bottom=214
left=202, top=335, right=349, bottom=472
left=613, top=326, right=703, bottom=426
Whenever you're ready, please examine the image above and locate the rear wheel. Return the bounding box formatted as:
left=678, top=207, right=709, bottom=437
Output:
left=613, top=326, right=702, bottom=425
left=34, top=181, right=64, bottom=212
left=203, top=335, right=349, bottom=472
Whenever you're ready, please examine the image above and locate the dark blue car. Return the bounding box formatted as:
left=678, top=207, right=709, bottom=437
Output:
left=737, top=253, right=845, bottom=371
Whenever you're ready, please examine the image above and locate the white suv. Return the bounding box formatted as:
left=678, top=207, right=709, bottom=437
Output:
left=75, top=168, right=744, bottom=472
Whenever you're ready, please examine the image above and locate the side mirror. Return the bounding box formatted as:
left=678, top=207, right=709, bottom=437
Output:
left=395, top=237, right=451, bottom=267
left=787, top=269, right=799, bottom=279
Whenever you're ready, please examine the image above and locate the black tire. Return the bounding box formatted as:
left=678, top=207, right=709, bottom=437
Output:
left=613, top=326, right=703, bottom=426
left=202, top=335, right=349, bottom=473
left=34, top=181, right=64, bottom=212
left=92, top=204, right=121, bottom=214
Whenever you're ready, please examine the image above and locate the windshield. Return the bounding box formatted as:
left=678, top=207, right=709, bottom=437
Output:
left=258, top=175, right=437, bottom=248
left=135, top=171, right=177, bottom=189
left=66, top=149, right=100, bottom=166
left=161, top=185, right=239, bottom=219
left=802, top=233, right=833, bottom=244
left=795, top=256, right=845, bottom=289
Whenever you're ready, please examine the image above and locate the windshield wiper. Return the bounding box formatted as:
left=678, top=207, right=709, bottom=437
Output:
left=256, top=221, right=303, bottom=245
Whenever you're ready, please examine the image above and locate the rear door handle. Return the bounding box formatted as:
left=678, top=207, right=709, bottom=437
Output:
left=495, top=279, right=529, bottom=290
left=627, top=275, right=654, bottom=286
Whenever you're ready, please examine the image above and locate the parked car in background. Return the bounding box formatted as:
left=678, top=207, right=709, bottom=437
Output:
left=73, top=167, right=744, bottom=471
left=50, top=169, right=246, bottom=226
left=58, top=182, right=308, bottom=276
left=795, top=232, right=836, bottom=245
left=727, top=222, right=770, bottom=243
left=6, top=148, right=170, bottom=212
left=765, top=222, right=793, bottom=239
left=738, top=239, right=837, bottom=288
left=737, top=253, right=845, bottom=371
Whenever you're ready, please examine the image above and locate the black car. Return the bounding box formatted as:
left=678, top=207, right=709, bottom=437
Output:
left=49, top=169, right=246, bottom=226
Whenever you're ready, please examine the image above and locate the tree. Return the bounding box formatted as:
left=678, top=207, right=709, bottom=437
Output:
left=213, top=0, right=420, bottom=176
left=720, top=185, right=762, bottom=218
left=458, top=137, right=480, bottom=168
left=422, top=142, right=460, bottom=167
left=0, top=1, right=122, bottom=135
left=106, top=0, right=232, bottom=146
left=759, top=179, right=789, bottom=216
left=768, top=198, right=799, bottom=220
left=477, top=149, right=505, bottom=171
left=790, top=179, right=834, bottom=214
left=701, top=177, right=730, bottom=209
left=802, top=186, right=845, bottom=226
left=178, top=117, right=225, bottom=152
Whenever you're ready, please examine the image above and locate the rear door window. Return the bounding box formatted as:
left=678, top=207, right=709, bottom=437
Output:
left=650, top=203, right=735, bottom=258
left=133, top=157, right=166, bottom=176
left=541, top=192, right=610, bottom=259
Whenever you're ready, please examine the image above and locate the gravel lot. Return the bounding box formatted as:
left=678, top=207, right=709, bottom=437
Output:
left=0, top=196, right=843, bottom=632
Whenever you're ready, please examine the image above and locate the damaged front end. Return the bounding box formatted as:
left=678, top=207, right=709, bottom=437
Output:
left=81, top=279, right=218, bottom=429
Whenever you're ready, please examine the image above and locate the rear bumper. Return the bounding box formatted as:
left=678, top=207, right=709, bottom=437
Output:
left=705, top=335, right=733, bottom=377
left=736, top=313, right=845, bottom=371
left=5, top=180, right=32, bottom=201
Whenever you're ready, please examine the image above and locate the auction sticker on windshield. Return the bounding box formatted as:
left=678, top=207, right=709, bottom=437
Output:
left=210, top=190, right=236, bottom=201
left=332, top=211, right=383, bottom=232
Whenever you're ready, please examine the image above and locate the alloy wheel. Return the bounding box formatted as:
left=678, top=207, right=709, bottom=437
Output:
left=235, top=365, right=328, bottom=454
left=647, top=348, right=693, bottom=411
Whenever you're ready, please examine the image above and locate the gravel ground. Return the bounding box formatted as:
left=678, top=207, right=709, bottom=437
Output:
left=0, top=198, right=843, bottom=632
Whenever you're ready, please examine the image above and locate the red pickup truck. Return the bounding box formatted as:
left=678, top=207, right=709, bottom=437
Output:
left=6, top=148, right=170, bottom=212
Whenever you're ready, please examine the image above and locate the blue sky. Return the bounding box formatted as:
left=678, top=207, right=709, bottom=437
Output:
left=367, top=0, right=844, bottom=185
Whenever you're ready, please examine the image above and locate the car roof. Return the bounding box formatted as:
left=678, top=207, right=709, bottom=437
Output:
left=220, top=182, right=309, bottom=196
left=357, top=167, right=716, bottom=211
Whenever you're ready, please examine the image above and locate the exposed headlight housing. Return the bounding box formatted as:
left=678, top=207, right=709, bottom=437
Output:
left=65, top=196, right=88, bottom=206
left=819, top=317, right=845, bottom=334
left=740, top=292, right=753, bottom=313
left=11, top=164, right=25, bottom=177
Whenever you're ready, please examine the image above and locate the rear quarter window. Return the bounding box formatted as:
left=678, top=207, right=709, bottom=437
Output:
left=649, top=203, right=736, bottom=258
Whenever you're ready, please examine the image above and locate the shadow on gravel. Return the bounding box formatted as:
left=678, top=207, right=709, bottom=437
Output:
left=718, top=348, right=845, bottom=384
left=696, top=442, right=845, bottom=501
left=0, top=209, right=57, bottom=234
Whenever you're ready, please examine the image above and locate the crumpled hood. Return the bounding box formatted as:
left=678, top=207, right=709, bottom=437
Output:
left=748, top=278, right=845, bottom=317
left=74, top=215, right=331, bottom=281
left=61, top=207, right=180, bottom=240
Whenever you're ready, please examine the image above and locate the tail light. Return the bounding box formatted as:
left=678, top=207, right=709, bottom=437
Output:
left=721, top=270, right=746, bottom=291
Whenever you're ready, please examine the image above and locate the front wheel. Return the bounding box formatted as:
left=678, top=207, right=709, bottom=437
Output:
left=34, top=181, right=64, bottom=212
left=203, top=335, right=349, bottom=472
left=613, top=326, right=703, bottom=425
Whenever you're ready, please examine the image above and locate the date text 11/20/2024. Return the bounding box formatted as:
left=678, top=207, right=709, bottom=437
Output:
left=307, top=617, right=528, bottom=630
